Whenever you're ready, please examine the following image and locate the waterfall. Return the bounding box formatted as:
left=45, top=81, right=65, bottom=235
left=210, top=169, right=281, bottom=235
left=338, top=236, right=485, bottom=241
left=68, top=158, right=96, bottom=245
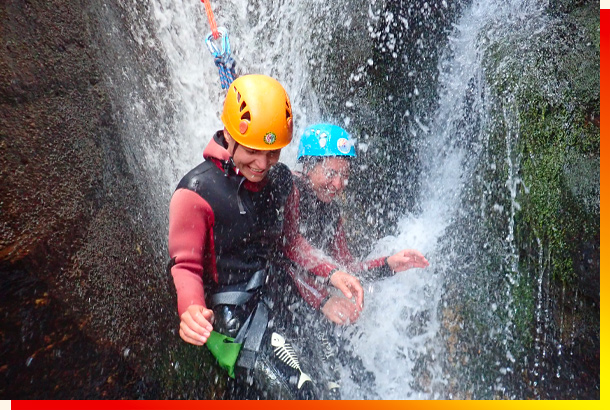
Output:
left=345, top=0, right=547, bottom=399
left=108, top=0, right=579, bottom=400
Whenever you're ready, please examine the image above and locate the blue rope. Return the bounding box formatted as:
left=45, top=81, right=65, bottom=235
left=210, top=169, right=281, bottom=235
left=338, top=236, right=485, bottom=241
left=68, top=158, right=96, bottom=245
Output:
left=214, top=55, right=236, bottom=90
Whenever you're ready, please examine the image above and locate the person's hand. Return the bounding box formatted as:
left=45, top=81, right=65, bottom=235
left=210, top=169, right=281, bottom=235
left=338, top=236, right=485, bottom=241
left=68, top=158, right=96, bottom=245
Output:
left=329, top=270, right=364, bottom=309
left=321, top=295, right=361, bottom=325
left=387, top=249, right=430, bottom=273
left=179, top=304, right=215, bottom=346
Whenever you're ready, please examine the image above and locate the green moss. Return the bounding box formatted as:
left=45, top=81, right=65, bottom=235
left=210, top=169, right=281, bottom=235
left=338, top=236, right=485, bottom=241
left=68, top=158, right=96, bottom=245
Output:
left=481, top=0, right=599, bottom=286
left=516, top=91, right=598, bottom=283
left=450, top=2, right=600, bottom=395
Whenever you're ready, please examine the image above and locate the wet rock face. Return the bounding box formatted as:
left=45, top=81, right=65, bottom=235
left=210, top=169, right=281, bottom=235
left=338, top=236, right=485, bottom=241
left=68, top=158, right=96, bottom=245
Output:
left=1, top=0, right=102, bottom=264
left=439, top=0, right=599, bottom=399
left=1, top=0, right=176, bottom=398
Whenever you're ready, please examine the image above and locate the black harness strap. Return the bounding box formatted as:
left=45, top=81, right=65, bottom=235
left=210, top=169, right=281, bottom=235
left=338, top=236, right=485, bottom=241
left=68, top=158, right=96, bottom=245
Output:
left=235, top=301, right=270, bottom=370
left=210, top=268, right=267, bottom=307
left=211, top=291, right=253, bottom=306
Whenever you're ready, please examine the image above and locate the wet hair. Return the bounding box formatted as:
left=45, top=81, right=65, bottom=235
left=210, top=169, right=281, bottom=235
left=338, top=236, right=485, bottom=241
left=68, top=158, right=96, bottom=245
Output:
left=299, top=156, right=324, bottom=174
left=300, top=156, right=353, bottom=175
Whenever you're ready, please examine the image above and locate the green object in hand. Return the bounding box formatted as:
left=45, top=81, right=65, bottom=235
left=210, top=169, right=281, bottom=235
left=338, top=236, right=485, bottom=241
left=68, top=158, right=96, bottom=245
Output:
left=206, top=330, right=243, bottom=379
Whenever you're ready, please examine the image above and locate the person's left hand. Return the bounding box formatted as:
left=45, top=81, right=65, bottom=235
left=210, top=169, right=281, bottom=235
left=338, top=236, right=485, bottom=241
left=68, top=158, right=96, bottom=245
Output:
left=329, top=270, right=364, bottom=309
left=321, top=295, right=361, bottom=325
left=387, top=249, right=430, bottom=273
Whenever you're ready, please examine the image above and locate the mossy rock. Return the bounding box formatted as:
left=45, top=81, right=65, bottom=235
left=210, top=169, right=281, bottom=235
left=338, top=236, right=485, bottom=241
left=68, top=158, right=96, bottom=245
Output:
left=440, top=1, right=599, bottom=398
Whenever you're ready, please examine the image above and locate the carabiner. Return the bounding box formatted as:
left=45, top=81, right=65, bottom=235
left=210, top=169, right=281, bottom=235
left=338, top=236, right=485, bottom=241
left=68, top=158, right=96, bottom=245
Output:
left=205, top=26, right=231, bottom=58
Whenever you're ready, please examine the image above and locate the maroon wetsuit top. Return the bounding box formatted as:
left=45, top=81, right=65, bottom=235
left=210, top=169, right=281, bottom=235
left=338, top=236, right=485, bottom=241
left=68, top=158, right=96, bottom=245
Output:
left=281, top=173, right=393, bottom=309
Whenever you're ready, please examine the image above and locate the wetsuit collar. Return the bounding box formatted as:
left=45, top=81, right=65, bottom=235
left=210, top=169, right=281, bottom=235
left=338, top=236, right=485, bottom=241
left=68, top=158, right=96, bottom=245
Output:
left=203, top=130, right=267, bottom=192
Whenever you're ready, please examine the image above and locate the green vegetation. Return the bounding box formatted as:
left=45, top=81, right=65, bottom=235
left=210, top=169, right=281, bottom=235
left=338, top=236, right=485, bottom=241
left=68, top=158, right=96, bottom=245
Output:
left=441, top=1, right=599, bottom=397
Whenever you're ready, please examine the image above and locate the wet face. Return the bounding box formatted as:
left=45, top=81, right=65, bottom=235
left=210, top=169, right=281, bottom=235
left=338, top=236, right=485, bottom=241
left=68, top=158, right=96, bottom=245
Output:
left=225, top=130, right=281, bottom=183
left=307, top=157, right=351, bottom=203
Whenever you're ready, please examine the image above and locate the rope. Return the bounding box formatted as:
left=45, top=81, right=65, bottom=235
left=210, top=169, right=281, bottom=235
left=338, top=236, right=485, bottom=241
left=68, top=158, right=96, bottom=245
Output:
left=201, top=0, right=219, bottom=39
left=201, top=1, right=237, bottom=89
left=214, top=54, right=236, bottom=90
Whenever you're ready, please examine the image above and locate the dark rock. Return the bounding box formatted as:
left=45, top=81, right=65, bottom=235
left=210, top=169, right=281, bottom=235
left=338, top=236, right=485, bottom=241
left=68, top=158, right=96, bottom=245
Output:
left=1, top=0, right=177, bottom=399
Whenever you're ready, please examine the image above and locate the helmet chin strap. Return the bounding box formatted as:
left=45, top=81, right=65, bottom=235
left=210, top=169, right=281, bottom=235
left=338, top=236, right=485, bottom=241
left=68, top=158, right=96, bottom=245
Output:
left=225, top=140, right=239, bottom=176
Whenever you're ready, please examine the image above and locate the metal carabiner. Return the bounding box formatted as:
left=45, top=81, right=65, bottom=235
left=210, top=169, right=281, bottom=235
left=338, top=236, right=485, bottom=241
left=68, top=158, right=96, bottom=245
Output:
left=205, top=26, right=231, bottom=58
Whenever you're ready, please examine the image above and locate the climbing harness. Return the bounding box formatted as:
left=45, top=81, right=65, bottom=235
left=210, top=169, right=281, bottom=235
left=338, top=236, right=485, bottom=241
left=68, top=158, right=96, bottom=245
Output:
left=206, top=268, right=269, bottom=378
left=206, top=301, right=269, bottom=379
left=200, top=0, right=236, bottom=89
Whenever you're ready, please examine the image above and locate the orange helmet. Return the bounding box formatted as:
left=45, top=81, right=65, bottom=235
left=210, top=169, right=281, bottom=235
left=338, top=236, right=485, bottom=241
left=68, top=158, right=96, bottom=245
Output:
left=221, top=74, right=293, bottom=150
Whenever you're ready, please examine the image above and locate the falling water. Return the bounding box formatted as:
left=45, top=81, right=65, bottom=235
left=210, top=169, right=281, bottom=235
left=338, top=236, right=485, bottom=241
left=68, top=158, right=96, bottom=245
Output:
left=104, top=0, right=593, bottom=400
left=344, top=0, right=547, bottom=399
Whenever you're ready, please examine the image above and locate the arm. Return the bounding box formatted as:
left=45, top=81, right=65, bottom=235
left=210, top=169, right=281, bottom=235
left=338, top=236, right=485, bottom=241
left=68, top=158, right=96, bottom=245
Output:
left=386, top=249, right=430, bottom=272
left=286, top=266, right=361, bottom=324
left=285, top=265, right=330, bottom=310
left=168, top=188, right=215, bottom=345
left=331, top=217, right=393, bottom=280
left=332, top=218, right=429, bottom=280
left=282, top=184, right=339, bottom=277
left=321, top=295, right=361, bottom=325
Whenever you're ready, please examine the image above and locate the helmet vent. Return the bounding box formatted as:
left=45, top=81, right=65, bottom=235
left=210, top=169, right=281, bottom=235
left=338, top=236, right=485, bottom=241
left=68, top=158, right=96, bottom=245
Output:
left=240, top=101, right=247, bottom=112
left=285, top=96, right=292, bottom=121
left=241, top=111, right=251, bottom=121
left=235, top=89, right=241, bottom=102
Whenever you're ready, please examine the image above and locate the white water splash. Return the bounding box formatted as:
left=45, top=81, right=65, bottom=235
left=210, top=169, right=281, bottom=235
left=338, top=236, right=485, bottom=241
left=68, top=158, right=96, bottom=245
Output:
left=345, top=0, right=546, bottom=399
left=147, top=0, right=371, bottom=189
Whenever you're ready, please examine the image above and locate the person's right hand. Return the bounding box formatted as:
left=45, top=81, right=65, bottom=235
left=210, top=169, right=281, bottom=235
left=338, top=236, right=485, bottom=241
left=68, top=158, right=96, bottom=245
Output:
left=387, top=249, right=430, bottom=273
left=179, top=304, right=215, bottom=346
left=321, top=295, right=361, bottom=325
left=329, top=270, right=364, bottom=309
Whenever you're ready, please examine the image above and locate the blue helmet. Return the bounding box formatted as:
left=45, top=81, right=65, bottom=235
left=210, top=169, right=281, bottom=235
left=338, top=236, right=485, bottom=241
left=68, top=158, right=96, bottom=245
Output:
left=297, top=123, right=357, bottom=160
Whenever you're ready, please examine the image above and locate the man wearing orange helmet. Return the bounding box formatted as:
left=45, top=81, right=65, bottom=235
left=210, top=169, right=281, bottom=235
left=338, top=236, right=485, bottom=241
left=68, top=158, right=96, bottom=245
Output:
left=168, top=74, right=362, bottom=399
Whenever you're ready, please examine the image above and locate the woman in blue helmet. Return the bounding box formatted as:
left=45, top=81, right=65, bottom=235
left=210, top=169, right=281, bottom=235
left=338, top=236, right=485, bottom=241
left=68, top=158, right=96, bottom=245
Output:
left=283, top=123, right=430, bottom=324
left=279, top=123, right=430, bottom=397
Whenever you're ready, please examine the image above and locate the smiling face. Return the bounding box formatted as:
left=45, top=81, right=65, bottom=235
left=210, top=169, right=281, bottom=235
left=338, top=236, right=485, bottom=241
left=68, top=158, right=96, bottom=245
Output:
left=225, top=130, right=281, bottom=183
left=307, top=157, right=351, bottom=203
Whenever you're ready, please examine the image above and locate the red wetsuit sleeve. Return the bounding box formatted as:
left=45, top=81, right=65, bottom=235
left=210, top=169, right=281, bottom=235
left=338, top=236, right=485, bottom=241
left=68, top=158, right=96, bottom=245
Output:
left=282, top=183, right=338, bottom=278
left=331, top=217, right=389, bottom=275
left=168, top=188, right=216, bottom=317
left=286, top=266, right=330, bottom=310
